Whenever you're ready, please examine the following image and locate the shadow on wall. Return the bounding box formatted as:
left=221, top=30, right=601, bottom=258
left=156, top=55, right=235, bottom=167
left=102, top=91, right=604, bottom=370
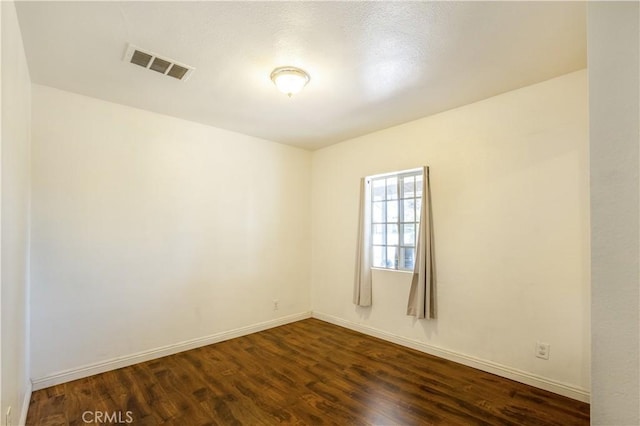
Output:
left=418, top=314, right=439, bottom=340
left=355, top=305, right=372, bottom=321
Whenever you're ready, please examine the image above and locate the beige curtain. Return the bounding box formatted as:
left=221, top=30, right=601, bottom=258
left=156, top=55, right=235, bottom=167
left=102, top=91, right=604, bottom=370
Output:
left=407, top=166, right=436, bottom=319
left=353, top=177, right=372, bottom=306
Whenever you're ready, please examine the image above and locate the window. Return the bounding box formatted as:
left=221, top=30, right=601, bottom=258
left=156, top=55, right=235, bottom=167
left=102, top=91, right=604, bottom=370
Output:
left=370, top=169, right=423, bottom=270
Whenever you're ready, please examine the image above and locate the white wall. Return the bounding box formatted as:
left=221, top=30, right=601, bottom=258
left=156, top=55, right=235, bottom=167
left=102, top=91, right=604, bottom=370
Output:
left=30, top=85, right=311, bottom=381
left=311, top=70, right=590, bottom=397
left=588, top=2, right=640, bottom=424
left=1, top=0, right=32, bottom=424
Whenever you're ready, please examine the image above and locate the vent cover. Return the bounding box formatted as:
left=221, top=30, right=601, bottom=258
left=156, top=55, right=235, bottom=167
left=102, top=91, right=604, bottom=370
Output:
left=124, top=44, right=195, bottom=81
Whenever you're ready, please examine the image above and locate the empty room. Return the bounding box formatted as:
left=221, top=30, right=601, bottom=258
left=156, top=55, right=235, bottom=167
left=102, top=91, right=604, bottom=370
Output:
left=1, top=1, right=639, bottom=425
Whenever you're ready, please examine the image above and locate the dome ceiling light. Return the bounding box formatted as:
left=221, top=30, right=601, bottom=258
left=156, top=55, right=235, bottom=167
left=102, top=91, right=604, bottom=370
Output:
left=270, top=66, right=310, bottom=97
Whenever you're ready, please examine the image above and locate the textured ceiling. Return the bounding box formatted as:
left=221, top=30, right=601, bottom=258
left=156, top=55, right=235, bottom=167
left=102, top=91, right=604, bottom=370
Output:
left=15, top=1, right=586, bottom=150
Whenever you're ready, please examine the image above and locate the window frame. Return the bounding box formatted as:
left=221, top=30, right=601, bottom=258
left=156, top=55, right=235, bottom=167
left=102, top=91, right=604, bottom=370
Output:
left=369, top=168, right=423, bottom=271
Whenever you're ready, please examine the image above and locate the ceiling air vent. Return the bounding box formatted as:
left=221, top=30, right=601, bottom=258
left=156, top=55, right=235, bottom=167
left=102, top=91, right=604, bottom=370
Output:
left=124, top=44, right=195, bottom=81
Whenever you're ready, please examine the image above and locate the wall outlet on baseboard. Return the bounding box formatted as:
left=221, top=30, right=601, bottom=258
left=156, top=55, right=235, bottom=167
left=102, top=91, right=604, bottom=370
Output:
left=273, top=299, right=279, bottom=310
left=535, top=342, right=550, bottom=360
left=6, top=406, right=11, bottom=426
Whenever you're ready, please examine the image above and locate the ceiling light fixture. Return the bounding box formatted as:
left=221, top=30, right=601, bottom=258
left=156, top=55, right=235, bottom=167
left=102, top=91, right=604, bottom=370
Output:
left=270, top=66, right=310, bottom=97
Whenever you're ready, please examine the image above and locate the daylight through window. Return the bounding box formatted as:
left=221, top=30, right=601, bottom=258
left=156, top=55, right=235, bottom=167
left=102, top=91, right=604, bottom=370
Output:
left=370, top=169, right=423, bottom=270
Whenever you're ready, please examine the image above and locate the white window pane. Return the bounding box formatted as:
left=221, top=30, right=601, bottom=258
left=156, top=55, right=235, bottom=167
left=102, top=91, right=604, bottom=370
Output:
left=402, top=224, right=415, bottom=246
left=372, top=224, right=385, bottom=245
left=387, top=224, right=398, bottom=245
left=372, top=179, right=386, bottom=201
left=372, top=201, right=385, bottom=223
left=402, top=176, right=415, bottom=198
left=402, top=247, right=415, bottom=270
left=386, top=246, right=398, bottom=269
left=386, top=200, right=398, bottom=222
left=403, top=199, right=415, bottom=222
left=386, top=177, right=398, bottom=200
left=373, top=246, right=385, bottom=268
left=416, top=175, right=423, bottom=197
left=367, top=170, right=424, bottom=270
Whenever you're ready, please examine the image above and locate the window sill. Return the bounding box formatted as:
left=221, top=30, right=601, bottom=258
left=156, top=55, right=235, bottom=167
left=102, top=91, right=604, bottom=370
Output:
left=371, top=267, right=413, bottom=275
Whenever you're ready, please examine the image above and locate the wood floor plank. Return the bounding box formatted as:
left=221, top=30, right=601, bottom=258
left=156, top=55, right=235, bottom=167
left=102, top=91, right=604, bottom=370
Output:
left=26, top=319, right=589, bottom=425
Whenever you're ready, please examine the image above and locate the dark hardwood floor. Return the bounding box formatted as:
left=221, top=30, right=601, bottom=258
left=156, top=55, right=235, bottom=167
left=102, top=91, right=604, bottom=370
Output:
left=26, top=318, right=589, bottom=425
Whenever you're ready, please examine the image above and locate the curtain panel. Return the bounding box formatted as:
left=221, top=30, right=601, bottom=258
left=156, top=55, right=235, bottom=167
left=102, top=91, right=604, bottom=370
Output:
left=407, top=166, right=436, bottom=319
left=353, top=177, right=372, bottom=306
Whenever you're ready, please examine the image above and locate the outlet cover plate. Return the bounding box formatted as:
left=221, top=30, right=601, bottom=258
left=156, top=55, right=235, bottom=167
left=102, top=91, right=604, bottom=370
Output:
left=535, top=342, right=550, bottom=360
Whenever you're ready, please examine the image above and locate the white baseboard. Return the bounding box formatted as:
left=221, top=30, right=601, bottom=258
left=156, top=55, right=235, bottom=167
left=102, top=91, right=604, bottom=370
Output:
left=311, top=311, right=590, bottom=403
left=19, top=380, right=32, bottom=426
left=30, top=310, right=590, bottom=404
left=31, top=311, right=311, bottom=391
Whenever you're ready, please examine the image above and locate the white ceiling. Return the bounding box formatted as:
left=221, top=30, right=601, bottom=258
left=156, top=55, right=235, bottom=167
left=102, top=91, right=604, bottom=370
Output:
left=15, top=1, right=586, bottom=150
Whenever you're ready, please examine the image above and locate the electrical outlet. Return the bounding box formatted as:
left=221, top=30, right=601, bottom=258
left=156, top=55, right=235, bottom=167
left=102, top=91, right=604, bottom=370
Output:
left=6, top=406, right=11, bottom=426
left=273, top=299, right=279, bottom=310
left=535, top=342, right=550, bottom=360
